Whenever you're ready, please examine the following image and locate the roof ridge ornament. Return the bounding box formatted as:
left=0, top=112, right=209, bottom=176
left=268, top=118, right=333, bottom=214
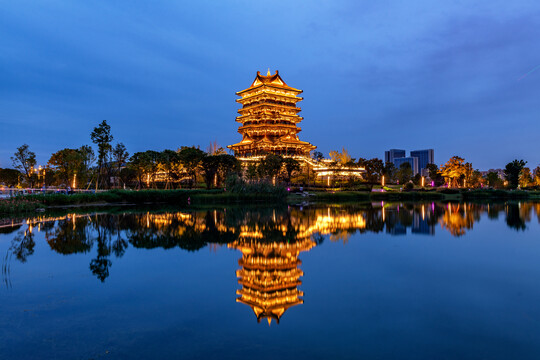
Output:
left=267, top=68, right=271, bottom=76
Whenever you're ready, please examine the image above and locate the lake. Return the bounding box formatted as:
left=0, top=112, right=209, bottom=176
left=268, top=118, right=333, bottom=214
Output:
left=1, top=201, right=540, bottom=359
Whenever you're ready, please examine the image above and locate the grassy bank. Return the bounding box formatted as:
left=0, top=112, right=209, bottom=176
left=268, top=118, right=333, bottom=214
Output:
left=2, top=188, right=540, bottom=217
left=1, top=188, right=288, bottom=216
left=304, top=189, right=540, bottom=203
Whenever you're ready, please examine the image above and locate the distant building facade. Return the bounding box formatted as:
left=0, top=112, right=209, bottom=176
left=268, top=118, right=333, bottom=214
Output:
left=384, top=148, right=434, bottom=177
left=394, top=157, right=419, bottom=175
left=410, top=149, right=434, bottom=177
left=384, top=149, right=406, bottom=164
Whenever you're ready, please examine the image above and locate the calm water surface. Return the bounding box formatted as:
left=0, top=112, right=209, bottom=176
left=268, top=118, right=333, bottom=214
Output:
left=1, top=202, right=540, bottom=359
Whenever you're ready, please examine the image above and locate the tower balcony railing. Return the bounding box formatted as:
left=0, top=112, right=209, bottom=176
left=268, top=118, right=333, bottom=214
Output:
left=239, top=102, right=301, bottom=112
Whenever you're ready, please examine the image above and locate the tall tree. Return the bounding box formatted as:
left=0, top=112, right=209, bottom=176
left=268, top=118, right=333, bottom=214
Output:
left=201, top=155, right=219, bottom=189
left=534, top=167, right=540, bottom=186
left=311, top=151, right=324, bottom=162
left=129, top=152, right=153, bottom=189
left=206, top=140, right=226, bottom=155
left=486, top=171, right=502, bottom=188
left=426, top=163, right=444, bottom=186
left=519, top=167, right=533, bottom=188
left=382, top=162, right=397, bottom=183
left=329, top=148, right=354, bottom=165
left=112, top=143, right=129, bottom=187
left=397, top=162, right=412, bottom=185
left=11, top=144, right=37, bottom=187
left=48, top=148, right=84, bottom=187
left=440, top=156, right=467, bottom=187
left=258, top=154, right=283, bottom=180
left=177, top=147, right=206, bottom=188
left=283, top=158, right=300, bottom=183
left=359, top=158, right=384, bottom=183
left=0, top=168, right=21, bottom=187
left=159, top=149, right=180, bottom=189
left=504, top=159, right=526, bottom=189
left=90, top=120, right=114, bottom=189
left=216, top=154, right=239, bottom=185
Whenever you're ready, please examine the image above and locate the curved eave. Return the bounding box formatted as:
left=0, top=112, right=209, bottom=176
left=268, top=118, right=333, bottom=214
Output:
left=237, top=83, right=303, bottom=96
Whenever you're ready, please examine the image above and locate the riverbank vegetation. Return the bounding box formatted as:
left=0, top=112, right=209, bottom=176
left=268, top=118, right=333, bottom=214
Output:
left=2, top=120, right=540, bottom=197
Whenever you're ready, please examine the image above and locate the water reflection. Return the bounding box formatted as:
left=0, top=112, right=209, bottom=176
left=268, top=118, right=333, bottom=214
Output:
left=2, top=202, right=540, bottom=321
left=230, top=237, right=314, bottom=325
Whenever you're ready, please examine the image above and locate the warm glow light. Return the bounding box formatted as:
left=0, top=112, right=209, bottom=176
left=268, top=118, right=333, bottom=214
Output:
left=381, top=175, right=385, bottom=187
left=421, top=176, right=425, bottom=187
left=72, top=173, right=77, bottom=189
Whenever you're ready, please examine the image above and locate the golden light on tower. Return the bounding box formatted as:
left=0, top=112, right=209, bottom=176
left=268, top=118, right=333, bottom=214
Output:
left=229, top=237, right=315, bottom=325
left=227, top=70, right=316, bottom=158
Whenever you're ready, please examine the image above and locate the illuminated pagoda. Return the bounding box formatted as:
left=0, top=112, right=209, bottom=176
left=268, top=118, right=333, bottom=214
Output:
left=229, top=237, right=315, bottom=325
left=227, top=70, right=316, bottom=158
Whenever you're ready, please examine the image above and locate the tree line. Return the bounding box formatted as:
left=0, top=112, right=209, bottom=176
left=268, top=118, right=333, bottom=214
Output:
left=2, top=122, right=539, bottom=190
left=2, top=121, right=309, bottom=190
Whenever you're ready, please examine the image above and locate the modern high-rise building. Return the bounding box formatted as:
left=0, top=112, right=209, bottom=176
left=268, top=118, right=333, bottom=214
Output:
left=394, top=157, right=419, bottom=175
left=384, top=149, right=406, bottom=164
left=410, top=149, right=434, bottom=176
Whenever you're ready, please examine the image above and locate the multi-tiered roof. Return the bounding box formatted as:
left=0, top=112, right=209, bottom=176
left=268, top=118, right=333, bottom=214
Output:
left=229, top=237, right=315, bottom=325
left=227, top=70, right=316, bottom=157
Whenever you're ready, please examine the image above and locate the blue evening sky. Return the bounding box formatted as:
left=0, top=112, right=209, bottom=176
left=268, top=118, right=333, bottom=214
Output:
left=1, top=0, right=539, bottom=170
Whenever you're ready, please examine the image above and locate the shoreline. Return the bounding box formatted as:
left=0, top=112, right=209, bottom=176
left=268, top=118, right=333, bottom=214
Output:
left=1, top=188, right=540, bottom=218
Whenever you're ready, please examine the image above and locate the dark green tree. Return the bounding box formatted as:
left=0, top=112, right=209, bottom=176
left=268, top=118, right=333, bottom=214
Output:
left=112, top=143, right=129, bottom=188
left=258, top=154, right=283, bottom=180
left=283, top=158, right=300, bottom=183
left=397, top=162, right=412, bottom=185
left=0, top=168, right=21, bottom=187
left=311, top=151, right=324, bottom=162
left=90, top=120, right=113, bottom=189
left=178, top=147, right=206, bottom=188
left=426, top=163, right=444, bottom=186
left=359, top=158, right=384, bottom=183
left=382, top=162, right=397, bottom=183
left=486, top=171, right=502, bottom=188
left=129, top=152, right=154, bottom=189
left=11, top=144, right=37, bottom=187
left=504, top=159, right=526, bottom=189
left=246, top=163, right=258, bottom=181
left=47, top=148, right=84, bottom=187
left=202, top=155, right=219, bottom=189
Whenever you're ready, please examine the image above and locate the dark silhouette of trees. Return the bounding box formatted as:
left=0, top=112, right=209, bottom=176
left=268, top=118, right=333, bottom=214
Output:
left=504, top=159, right=526, bottom=189
left=178, top=147, right=206, bottom=188
left=11, top=144, right=36, bottom=187
left=90, top=120, right=114, bottom=189
left=283, top=158, right=300, bottom=183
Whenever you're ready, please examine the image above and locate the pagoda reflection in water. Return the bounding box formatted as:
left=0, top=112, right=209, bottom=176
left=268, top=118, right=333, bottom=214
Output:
left=229, top=237, right=314, bottom=325
left=4, top=201, right=540, bottom=318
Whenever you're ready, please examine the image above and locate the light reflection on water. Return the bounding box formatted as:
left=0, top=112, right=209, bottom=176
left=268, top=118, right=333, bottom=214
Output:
left=1, top=202, right=540, bottom=359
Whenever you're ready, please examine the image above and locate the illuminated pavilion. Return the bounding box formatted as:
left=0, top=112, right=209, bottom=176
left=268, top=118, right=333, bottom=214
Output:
left=227, top=70, right=316, bottom=158
left=229, top=236, right=315, bottom=325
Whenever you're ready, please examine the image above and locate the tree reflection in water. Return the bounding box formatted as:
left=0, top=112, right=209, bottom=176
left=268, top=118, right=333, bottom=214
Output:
left=3, top=202, right=539, bottom=284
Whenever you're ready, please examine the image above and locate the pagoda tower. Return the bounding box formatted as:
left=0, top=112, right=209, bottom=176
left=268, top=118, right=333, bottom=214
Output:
left=229, top=237, right=315, bottom=325
left=227, top=70, right=316, bottom=158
